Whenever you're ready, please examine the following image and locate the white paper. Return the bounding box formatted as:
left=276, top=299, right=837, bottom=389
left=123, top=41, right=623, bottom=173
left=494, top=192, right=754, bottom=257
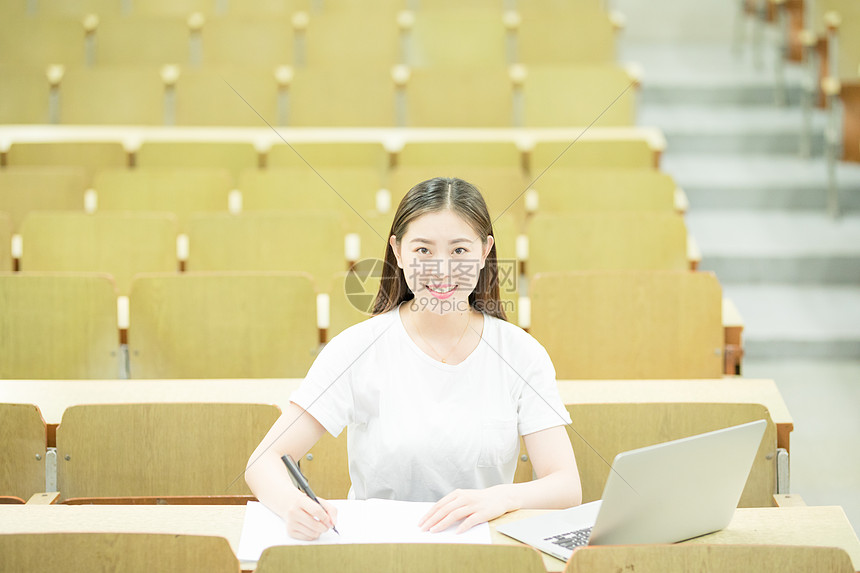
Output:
left=238, top=500, right=493, bottom=561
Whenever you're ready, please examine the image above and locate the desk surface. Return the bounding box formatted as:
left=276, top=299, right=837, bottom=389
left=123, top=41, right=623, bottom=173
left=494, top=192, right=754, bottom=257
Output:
left=1, top=505, right=857, bottom=573
left=0, top=378, right=794, bottom=449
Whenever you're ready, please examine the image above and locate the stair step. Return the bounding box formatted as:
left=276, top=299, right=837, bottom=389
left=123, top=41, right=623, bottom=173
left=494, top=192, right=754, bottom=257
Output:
left=638, top=105, right=827, bottom=155
left=662, top=155, right=860, bottom=212
left=723, top=284, right=860, bottom=359
left=686, top=211, right=860, bottom=284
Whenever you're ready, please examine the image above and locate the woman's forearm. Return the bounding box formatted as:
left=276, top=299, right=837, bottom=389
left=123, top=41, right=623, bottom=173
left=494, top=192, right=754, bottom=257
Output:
left=245, top=450, right=304, bottom=520
left=494, top=468, right=583, bottom=513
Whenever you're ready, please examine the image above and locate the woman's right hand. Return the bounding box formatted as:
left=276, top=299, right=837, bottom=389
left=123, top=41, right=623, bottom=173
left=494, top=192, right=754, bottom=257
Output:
left=283, top=493, right=339, bottom=541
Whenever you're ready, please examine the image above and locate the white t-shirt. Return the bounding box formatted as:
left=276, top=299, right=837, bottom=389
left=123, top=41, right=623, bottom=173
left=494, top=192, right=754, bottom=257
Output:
left=289, top=304, right=572, bottom=502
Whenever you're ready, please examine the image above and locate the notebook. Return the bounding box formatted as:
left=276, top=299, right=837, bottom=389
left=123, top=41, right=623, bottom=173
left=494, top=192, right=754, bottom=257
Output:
left=496, top=419, right=766, bottom=561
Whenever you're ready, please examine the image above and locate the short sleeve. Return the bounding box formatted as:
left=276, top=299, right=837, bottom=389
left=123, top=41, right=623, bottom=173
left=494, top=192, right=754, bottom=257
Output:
left=516, top=342, right=572, bottom=436
left=289, top=332, right=358, bottom=437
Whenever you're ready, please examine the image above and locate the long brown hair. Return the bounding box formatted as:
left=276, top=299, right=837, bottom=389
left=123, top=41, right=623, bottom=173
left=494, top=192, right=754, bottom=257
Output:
left=372, top=177, right=507, bottom=320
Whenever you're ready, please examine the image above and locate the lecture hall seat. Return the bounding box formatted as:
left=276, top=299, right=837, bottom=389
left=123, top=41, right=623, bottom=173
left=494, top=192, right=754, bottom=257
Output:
left=0, top=404, right=47, bottom=504
left=0, top=273, right=121, bottom=380
left=127, top=272, right=319, bottom=378
left=55, top=402, right=280, bottom=501
left=0, top=533, right=241, bottom=573
left=255, top=543, right=547, bottom=573
left=93, top=167, right=233, bottom=234
left=0, top=167, right=89, bottom=234
left=19, top=212, right=178, bottom=297
left=186, top=211, right=348, bottom=294
left=563, top=544, right=854, bottom=573
left=529, top=270, right=724, bottom=380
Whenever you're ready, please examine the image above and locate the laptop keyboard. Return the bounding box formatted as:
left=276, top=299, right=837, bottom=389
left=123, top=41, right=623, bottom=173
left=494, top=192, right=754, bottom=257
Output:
left=544, top=526, right=593, bottom=550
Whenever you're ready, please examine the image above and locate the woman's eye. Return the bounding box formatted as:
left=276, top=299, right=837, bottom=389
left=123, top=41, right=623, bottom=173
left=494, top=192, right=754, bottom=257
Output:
left=453, top=247, right=467, bottom=255
left=416, top=247, right=430, bottom=255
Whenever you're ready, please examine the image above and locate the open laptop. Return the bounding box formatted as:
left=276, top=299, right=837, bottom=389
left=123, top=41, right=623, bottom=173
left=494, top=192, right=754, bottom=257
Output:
left=497, top=420, right=766, bottom=561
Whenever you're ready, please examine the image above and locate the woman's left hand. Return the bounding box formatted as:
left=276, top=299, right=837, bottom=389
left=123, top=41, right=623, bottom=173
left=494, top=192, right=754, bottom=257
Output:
left=418, top=486, right=516, bottom=534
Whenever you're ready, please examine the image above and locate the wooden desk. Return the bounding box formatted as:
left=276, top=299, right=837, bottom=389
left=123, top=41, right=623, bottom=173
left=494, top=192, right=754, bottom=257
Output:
left=1, top=505, right=857, bottom=573
left=0, top=378, right=793, bottom=451
left=0, top=125, right=667, bottom=154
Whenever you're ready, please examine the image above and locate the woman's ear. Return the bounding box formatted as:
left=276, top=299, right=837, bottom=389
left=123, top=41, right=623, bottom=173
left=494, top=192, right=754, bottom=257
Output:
left=480, top=235, right=495, bottom=269
left=389, top=235, right=404, bottom=269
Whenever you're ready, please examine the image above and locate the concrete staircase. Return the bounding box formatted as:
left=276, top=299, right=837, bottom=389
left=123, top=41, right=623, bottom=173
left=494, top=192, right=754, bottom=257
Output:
left=623, top=41, right=860, bottom=362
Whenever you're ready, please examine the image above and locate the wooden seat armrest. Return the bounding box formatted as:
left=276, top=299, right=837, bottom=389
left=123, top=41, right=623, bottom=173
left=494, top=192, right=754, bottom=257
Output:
left=26, top=492, right=60, bottom=505
left=687, top=235, right=701, bottom=271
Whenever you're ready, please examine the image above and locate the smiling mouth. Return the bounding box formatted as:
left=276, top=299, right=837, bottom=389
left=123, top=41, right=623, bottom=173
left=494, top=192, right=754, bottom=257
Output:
left=426, top=284, right=457, bottom=294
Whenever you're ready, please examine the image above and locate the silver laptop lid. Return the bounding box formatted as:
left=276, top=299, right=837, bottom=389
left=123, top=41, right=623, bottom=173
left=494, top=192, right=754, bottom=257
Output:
left=589, top=419, right=767, bottom=545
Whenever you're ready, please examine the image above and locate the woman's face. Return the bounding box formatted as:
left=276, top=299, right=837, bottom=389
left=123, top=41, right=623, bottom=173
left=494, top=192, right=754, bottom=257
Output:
left=389, top=209, right=494, bottom=314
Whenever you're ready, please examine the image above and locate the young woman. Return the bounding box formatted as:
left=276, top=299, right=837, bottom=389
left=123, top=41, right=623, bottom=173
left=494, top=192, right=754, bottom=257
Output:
left=245, top=177, right=581, bottom=540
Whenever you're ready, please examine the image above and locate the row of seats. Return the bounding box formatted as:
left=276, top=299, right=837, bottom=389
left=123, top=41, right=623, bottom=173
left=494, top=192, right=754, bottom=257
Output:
left=1, top=63, right=637, bottom=127
left=0, top=399, right=775, bottom=506
left=3, top=210, right=693, bottom=287
left=5, top=0, right=606, bottom=18
left=0, top=270, right=726, bottom=380
left=0, top=164, right=681, bottom=227
left=1, top=8, right=617, bottom=68
left=0, top=139, right=661, bottom=186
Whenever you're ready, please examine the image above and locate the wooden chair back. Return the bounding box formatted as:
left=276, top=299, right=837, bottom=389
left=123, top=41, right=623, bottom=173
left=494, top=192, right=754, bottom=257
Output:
left=96, top=16, right=191, bottom=66
left=20, top=212, right=177, bottom=296
left=6, top=143, right=126, bottom=187
left=238, top=167, right=382, bottom=217
left=566, top=402, right=777, bottom=508
left=524, top=64, right=636, bottom=127
left=256, top=543, right=547, bottom=573
left=531, top=139, right=655, bottom=171
left=517, top=8, right=616, bottom=64
left=0, top=533, right=240, bottom=573
left=186, top=211, right=347, bottom=293
left=564, top=544, right=854, bottom=573
left=0, top=18, right=87, bottom=66
left=305, top=12, right=400, bottom=68
left=0, top=404, right=47, bottom=502
left=127, top=272, right=318, bottom=378
left=529, top=271, right=723, bottom=379
left=532, top=168, right=677, bottom=212
left=59, top=68, right=163, bottom=125
left=56, top=402, right=280, bottom=500
left=0, top=166, right=88, bottom=232
left=404, top=67, right=514, bottom=127
left=136, top=142, right=257, bottom=186
left=174, top=68, right=278, bottom=127
left=202, top=16, right=294, bottom=67
left=527, top=212, right=689, bottom=274
left=408, top=10, right=509, bottom=68
left=289, top=67, right=398, bottom=127
left=267, top=142, right=388, bottom=172
left=0, top=273, right=119, bottom=379
left=94, top=167, right=232, bottom=234
left=0, top=67, right=51, bottom=124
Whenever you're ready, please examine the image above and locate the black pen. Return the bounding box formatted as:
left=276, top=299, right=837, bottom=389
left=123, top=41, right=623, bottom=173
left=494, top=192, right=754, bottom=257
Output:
left=281, top=454, right=340, bottom=535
